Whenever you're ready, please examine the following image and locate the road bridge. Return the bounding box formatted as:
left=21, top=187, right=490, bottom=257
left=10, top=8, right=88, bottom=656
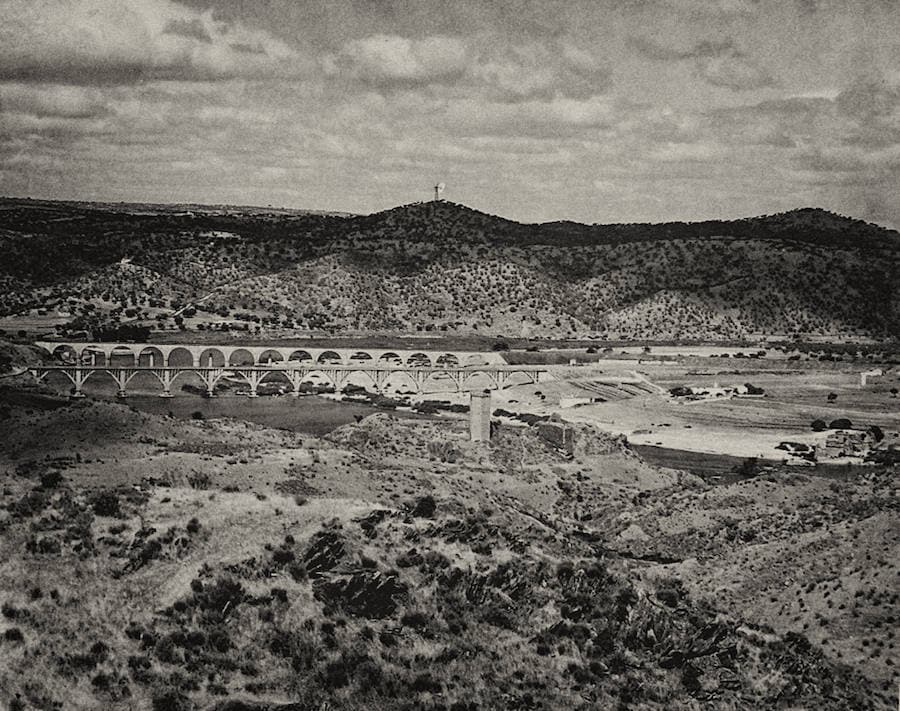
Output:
left=34, top=341, right=508, bottom=369
left=29, top=364, right=548, bottom=398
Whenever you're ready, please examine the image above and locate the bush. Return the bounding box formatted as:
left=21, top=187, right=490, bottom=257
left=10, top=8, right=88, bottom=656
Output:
left=151, top=690, right=193, bottom=711
left=736, top=457, right=760, bottom=477
left=829, top=418, right=853, bottom=430
left=190, top=411, right=204, bottom=420
left=408, top=495, right=437, bottom=518
left=4, top=627, right=24, bottom=642
left=91, top=491, right=120, bottom=517
left=40, top=470, right=63, bottom=489
left=811, top=419, right=828, bottom=432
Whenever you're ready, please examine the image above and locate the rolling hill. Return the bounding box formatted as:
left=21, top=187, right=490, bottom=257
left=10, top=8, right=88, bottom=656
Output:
left=1, top=197, right=898, bottom=341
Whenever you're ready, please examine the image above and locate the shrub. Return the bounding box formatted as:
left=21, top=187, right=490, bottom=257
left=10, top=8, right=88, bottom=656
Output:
left=736, top=457, right=760, bottom=477
left=151, top=690, right=193, bottom=711
left=811, top=419, right=828, bottom=432
left=829, top=418, right=853, bottom=430
left=4, top=627, right=24, bottom=642
left=273, top=549, right=296, bottom=565
left=190, top=411, right=204, bottom=420
left=40, top=471, right=63, bottom=489
left=91, top=491, right=120, bottom=517
left=408, top=495, right=437, bottom=518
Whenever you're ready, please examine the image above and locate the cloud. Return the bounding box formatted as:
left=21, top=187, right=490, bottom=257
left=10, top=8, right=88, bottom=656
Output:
left=0, top=83, right=110, bottom=118
left=323, top=35, right=469, bottom=86
left=469, top=40, right=610, bottom=101
left=629, top=35, right=774, bottom=91
left=697, top=53, right=774, bottom=90
left=0, top=0, right=308, bottom=84
left=628, top=36, right=736, bottom=61
left=324, top=33, right=609, bottom=100
left=835, top=79, right=900, bottom=121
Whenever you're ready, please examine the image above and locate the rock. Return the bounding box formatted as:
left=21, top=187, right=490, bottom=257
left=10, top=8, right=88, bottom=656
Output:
left=302, top=529, right=345, bottom=577
left=408, top=494, right=437, bottom=518
left=617, top=523, right=650, bottom=542
left=313, top=570, right=407, bottom=618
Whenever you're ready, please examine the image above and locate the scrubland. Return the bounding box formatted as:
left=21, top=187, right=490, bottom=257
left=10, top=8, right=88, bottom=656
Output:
left=1, top=199, right=898, bottom=340
left=1, top=376, right=896, bottom=710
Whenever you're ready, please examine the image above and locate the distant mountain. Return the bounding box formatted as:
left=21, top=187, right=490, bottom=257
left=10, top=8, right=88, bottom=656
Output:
left=0, top=197, right=898, bottom=340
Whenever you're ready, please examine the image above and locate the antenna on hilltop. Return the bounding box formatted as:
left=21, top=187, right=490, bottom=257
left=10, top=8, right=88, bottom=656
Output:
left=433, top=182, right=445, bottom=202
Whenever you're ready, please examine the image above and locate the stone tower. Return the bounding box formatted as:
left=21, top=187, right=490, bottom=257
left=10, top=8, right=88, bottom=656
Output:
left=469, top=391, right=492, bottom=442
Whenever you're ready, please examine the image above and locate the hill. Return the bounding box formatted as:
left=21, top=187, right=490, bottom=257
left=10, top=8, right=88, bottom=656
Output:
left=1, top=198, right=898, bottom=340
left=0, top=388, right=895, bottom=710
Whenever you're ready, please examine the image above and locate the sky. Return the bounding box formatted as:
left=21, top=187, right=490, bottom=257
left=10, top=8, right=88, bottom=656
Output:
left=0, top=0, right=898, bottom=226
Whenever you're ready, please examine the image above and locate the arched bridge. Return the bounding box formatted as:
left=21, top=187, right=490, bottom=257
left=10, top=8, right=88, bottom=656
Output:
left=31, top=342, right=547, bottom=398
left=35, top=341, right=509, bottom=369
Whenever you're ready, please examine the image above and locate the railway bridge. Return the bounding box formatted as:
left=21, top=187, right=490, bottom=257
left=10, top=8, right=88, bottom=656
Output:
left=31, top=342, right=546, bottom=398
left=34, top=341, right=508, bottom=369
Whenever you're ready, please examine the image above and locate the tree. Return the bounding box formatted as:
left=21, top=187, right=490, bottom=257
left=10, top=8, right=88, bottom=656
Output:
left=737, top=457, right=760, bottom=477
left=867, top=425, right=884, bottom=443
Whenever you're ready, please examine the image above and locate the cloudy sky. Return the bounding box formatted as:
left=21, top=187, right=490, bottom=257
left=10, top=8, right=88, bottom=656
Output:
left=1, top=0, right=898, bottom=226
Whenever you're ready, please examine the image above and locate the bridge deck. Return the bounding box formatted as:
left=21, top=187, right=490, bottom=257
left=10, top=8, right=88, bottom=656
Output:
left=33, top=365, right=546, bottom=372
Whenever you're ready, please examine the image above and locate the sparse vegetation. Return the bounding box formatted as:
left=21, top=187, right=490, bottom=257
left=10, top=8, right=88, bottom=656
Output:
left=1, top=200, right=898, bottom=340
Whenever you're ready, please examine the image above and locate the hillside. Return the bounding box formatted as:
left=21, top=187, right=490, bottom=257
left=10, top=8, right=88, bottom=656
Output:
left=1, top=198, right=898, bottom=340
left=0, top=386, right=895, bottom=710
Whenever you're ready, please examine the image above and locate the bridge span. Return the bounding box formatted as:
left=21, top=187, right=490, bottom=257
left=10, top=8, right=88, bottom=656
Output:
left=29, top=364, right=548, bottom=398
left=34, top=341, right=507, bottom=369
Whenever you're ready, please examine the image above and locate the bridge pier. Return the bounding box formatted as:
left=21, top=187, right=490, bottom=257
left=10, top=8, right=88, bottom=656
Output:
left=237, top=369, right=266, bottom=397
left=287, top=370, right=306, bottom=397
left=28, top=363, right=549, bottom=402
left=65, top=367, right=92, bottom=398
left=445, top=372, right=464, bottom=392
left=109, top=368, right=139, bottom=398
left=326, top=368, right=349, bottom=393
left=153, top=369, right=176, bottom=397
left=196, top=368, right=225, bottom=397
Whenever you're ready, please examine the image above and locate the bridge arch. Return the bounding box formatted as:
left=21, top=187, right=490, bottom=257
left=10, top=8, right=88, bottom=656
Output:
left=377, top=352, right=403, bottom=366
left=435, top=353, right=460, bottom=368
left=258, top=369, right=292, bottom=388
left=382, top=370, right=421, bottom=393
left=407, top=353, right=432, bottom=367
left=349, top=351, right=373, bottom=364
left=167, top=347, right=195, bottom=367
left=463, top=354, right=490, bottom=367
left=228, top=348, right=255, bottom=366
left=108, top=345, right=137, bottom=366
left=298, top=369, right=338, bottom=392
left=51, top=344, right=79, bottom=363
left=198, top=348, right=226, bottom=367
left=287, top=349, right=313, bottom=363
left=317, top=351, right=342, bottom=365
left=138, top=346, right=165, bottom=367
left=258, top=349, right=284, bottom=365
left=83, top=345, right=107, bottom=366
left=461, top=370, right=496, bottom=390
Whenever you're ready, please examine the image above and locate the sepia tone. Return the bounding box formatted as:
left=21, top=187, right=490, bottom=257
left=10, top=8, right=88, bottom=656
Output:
left=0, top=2, right=898, bottom=710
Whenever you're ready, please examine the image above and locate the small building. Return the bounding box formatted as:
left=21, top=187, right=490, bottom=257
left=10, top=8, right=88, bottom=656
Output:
left=817, top=430, right=872, bottom=459
left=536, top=420, right=575, bottom=457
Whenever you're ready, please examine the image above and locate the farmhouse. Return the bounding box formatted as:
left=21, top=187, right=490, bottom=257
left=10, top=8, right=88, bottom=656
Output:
left=817, top=430, right=873, bottom=459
